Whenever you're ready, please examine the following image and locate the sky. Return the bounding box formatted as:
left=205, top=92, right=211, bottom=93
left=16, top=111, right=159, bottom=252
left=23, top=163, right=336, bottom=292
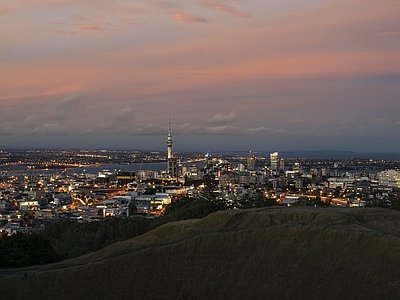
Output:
left=1, top=0, right=400, bottom=152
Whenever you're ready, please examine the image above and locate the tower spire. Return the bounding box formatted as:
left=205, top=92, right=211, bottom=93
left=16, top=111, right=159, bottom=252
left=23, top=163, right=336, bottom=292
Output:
left=166, top=116, right=175, bottom=176
left=167, top=116, right=173, bottom=156
left=168, top=116, right=172, bottom=138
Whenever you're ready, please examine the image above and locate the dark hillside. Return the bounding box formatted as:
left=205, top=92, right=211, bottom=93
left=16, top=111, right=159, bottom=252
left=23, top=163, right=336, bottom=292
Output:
left=2, top=207, right=400, bottom=300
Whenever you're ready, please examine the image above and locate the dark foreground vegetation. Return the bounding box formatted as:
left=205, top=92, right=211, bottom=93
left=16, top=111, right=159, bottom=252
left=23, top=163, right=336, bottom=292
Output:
left=42, top=216, right=152, bottom=259
left=0, top=196, right=225, bottom=268
left=1, top=207, right=400, bottom=300
left=0, top=233, right=59, bottom=268
left=0, top=217, right=153, bottom=268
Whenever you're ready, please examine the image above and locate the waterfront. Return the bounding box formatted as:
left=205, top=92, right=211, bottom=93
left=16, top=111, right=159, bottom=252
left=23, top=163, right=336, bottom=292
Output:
left=0, top=163, right=165, bottom=175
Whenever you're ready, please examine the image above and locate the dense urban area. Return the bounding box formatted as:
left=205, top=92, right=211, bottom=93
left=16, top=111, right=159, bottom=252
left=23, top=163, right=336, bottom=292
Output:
left=1, top=147, right=400, bottom=268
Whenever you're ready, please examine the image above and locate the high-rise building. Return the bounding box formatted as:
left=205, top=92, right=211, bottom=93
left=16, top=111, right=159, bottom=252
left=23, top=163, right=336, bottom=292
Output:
left=248, top=150, right=255, bottom=171
left=166, top=118, right=176, bottom=177
left=377, top=169, right=400, bottom=188
left=279, top=158, right=285, bottom=172
left=116, top=172, right=136, bottom=187
left=270, top=151, right=279, bottom=171
left=204, top=152, right=213, bottom=172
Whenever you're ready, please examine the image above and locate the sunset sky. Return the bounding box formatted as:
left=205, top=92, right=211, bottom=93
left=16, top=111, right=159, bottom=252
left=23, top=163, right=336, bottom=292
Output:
left=1, top=0, right=400, bottom=152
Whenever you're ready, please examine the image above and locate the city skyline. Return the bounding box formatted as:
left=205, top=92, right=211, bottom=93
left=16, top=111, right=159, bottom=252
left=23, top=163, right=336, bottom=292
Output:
left=1, top=1, right=400, bottom=152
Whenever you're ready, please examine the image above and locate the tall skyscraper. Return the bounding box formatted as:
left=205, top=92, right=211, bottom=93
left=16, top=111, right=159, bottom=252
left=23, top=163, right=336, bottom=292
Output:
left=166, top=117, right=176, bottom=177
left=270, top=151, right=279, bottom=171
left=204, top=152, right=213, bottom=172
left=248, top=150, right=255, bottom=171
left=279, top=158, right=285, bottom=172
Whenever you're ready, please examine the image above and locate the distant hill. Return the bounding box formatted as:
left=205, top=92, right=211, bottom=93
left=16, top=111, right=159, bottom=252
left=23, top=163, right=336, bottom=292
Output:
left=2, top=207, right=400, bottom=300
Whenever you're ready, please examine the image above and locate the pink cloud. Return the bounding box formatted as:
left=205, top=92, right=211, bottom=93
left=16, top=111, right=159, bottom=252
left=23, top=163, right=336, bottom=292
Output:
left=53, top=29, right=76, bottom=35
left=121, top=19, right=141, bottom=26
left=209, top=4, right=251, bottom=18
left=0, top=8, right=13, bottom=15
left=173, top=13, right=207, bottom=23
left=76, top=21, right=105, bottom=31
left=378, top=31, right=400, bottom=37
left=2, top=0, right=400, bottom=144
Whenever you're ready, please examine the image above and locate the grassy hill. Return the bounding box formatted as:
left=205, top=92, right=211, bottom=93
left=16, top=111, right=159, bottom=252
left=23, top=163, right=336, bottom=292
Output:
left=2, top=207, right=400, bottom=300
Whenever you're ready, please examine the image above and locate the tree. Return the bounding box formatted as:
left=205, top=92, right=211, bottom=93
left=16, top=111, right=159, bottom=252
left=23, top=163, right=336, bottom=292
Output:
left=313, top=196, right=326, bottom=207
left=200, top=173, right=219, bottom=201
left=0, top=233, right=60, bottom=268
left=23, top=211, right=36, bottom=227
left=293, top=196, right=313, bottom=206
left=129, top=203, right=137, bottom=215
left=144, top=187, right=157, bottom=195
left=154, top=195, right=227, bottom=227
left=41, top=218, right=152, bottom=259
left=390, top=195, right=400, bottom=210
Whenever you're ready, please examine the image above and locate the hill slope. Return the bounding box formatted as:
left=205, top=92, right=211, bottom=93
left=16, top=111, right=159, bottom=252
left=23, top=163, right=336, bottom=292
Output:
left=2, top=207, right=400, bottom=300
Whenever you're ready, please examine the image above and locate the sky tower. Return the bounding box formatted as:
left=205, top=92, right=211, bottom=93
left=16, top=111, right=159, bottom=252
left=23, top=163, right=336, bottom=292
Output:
left=166, top=117, right=176, bottom=176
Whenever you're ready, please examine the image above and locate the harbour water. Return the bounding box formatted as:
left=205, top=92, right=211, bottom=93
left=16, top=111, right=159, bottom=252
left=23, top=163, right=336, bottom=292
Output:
left=0, top=163, right=199, bottom=175
left=0, top=163, right=163, bottom=175
left=1, top=151, right=399, bottom=176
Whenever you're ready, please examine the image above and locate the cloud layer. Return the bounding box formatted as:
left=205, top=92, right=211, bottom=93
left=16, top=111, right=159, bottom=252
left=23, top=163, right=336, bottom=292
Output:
left=173, top=13, right=207, bottom=22
left=209, top=4, right=251, bottom=18
left=1, top=0, right=400, bottom=151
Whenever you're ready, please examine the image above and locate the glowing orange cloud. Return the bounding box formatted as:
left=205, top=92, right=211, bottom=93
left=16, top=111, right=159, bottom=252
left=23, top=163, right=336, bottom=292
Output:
left=76, top=21, right=105, bottom=30
left=173, top=13, right=207, bottom=23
